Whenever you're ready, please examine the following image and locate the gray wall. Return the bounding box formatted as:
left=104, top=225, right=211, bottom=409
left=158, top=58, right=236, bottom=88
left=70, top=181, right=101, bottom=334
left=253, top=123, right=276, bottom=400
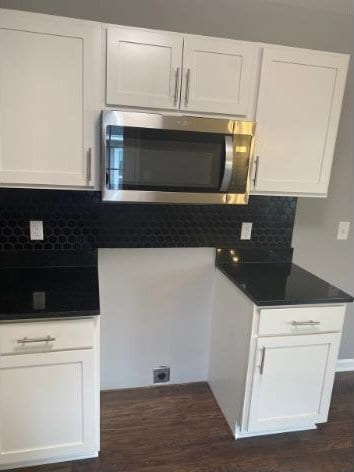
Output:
left=1, top=0, right=353, bottom=357
left=0, top=0, right=352, bottom=52
left=98, top=248, right=215, bottom=389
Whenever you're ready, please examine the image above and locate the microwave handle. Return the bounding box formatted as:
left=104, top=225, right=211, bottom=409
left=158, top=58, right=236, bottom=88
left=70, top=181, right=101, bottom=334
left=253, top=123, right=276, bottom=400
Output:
left=220, top=135, right=234, bottom=192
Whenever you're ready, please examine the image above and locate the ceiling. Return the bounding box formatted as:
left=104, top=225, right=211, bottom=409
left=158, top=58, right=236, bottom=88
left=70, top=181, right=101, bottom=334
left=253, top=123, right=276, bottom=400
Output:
left=264, top=0, right=352, bottom=15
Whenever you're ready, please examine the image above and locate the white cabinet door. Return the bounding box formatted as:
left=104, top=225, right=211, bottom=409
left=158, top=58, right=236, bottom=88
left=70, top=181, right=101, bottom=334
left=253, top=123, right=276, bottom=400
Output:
left=107, top=27, right=183, bottom=110
left=247, top=333, right=341, bottom=433
left=0, top=10, right=100, bottom=188
left=181, top=36, right=260, bottom=118
left=0, top=349, right=96, bottom=467
left=252, top=47, right=349, bottom=196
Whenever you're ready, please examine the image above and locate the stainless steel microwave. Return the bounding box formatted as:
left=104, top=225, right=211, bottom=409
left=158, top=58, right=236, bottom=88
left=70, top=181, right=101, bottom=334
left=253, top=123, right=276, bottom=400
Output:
left=102, top=111, right=255, bottom=204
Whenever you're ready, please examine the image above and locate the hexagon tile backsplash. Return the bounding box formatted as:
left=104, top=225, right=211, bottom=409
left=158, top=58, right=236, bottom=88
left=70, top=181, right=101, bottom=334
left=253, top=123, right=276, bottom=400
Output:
left=0, top=189, right=296, bottom=251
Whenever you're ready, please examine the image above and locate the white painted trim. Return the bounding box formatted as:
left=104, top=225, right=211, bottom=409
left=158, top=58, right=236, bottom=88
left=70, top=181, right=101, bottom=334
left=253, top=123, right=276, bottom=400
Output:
left=235, top=424, right=317, bottom=439
left=336, top=358, right=354, bottom=372
left=0, top=452, right=98, bottom=471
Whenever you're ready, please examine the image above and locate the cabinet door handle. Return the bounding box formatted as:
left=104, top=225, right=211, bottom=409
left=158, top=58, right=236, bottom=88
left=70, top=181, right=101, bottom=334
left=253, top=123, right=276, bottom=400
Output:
left=259, top=347, right=266, bottom=375
left=174, top=67, right=180, bottom=105
left=185, top=68, right=191, bottom=107
left=252, top=156, right=259, bottom=188
left=292, top=320, right=320, bottom=326
left=17, top=336, right=56, bottom=344
left=87, top=148, right=92, bottom=184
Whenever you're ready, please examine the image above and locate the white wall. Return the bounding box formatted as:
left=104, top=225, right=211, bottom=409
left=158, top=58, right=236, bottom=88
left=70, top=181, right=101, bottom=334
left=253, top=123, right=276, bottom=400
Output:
left=98, top=248, right=215, bottom=389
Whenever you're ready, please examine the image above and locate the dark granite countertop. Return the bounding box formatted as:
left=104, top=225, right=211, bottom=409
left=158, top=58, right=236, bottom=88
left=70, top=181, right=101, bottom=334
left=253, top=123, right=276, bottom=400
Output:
left=0, top=251, right=100, bottom=321
left=1, top=247, right=352, bottom=320
left=216, top=260, right=354, bottom=307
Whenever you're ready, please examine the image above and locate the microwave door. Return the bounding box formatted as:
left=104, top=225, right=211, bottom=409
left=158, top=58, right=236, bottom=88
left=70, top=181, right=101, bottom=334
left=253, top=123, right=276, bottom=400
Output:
left=220, top=134, right=252, bottom=196
left=106, top=126, right=226, bottom=193
left=220, top=136, right=234, bottom=192
left=102, top=111, right=254, bottom=204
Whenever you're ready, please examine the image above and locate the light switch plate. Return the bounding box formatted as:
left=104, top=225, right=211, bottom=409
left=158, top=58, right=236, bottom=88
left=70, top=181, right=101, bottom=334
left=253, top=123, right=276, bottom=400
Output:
left=29, top=220, right=44, bottom=240
left=337, top=221, right=350, bottom=240
left=240, top=222, right=253, bottom=240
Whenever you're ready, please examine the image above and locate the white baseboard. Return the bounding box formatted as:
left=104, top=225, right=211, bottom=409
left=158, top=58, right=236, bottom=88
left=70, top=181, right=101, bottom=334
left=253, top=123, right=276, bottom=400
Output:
left=336, top=358, right=354, bottom=372
left=0, top=452, right=98, bottom=471
left=235, top=424, right=317, bottom=439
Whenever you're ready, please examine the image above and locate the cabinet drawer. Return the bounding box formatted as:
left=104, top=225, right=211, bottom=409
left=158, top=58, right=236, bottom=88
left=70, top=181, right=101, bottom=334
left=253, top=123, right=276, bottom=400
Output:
left=0, top=318, right=95, bottom=355
left=258, top=305, right=345, bottom=336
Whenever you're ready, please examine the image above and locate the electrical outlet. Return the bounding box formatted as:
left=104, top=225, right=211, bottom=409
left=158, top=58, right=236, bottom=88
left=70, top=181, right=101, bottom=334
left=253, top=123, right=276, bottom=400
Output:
left=32, top=291, right=46, bottom=310
left=337, top=221, right=350, bottom=240
left=153, top=366, right=170, bottom=383
left=240, top=222, right=253, bottom=240
left=29, top=220, right=44, bottom=240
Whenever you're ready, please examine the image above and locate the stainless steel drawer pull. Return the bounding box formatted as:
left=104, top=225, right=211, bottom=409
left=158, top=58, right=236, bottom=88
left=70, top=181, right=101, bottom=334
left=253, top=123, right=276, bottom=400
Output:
left=17, top=336, right=56, bottom=344
left=259, top=347, right=266, bottom=375
left=252, top=156, right=259, bottom=188
left=185, top=68, right=191, bottom=107
left=174, top=67, right=180, bottom=105
left=292, top=320, right=320, bottom=326
left=87, top=148, right=92, bottom=184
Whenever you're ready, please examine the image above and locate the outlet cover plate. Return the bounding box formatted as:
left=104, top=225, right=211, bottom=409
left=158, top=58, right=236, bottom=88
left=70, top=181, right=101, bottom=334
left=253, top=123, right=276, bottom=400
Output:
left=337, top=221, right=350, bottom=240
left=32, top=291, right=46, bottom=310
left=240, top=222, right=253, bottom=240
left=29, top=220, right=44, bottom=240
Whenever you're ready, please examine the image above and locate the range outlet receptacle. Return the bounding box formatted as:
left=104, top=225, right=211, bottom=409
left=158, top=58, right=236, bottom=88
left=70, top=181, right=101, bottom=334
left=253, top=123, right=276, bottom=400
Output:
left=153, top=366, right=170, bottom=384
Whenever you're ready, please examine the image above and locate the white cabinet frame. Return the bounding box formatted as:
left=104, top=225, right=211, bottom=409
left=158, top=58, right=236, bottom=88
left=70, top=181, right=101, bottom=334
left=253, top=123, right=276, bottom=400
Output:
left=106, top=27, right=183, bottom=110
left=209, top=270, right=347, bottom=439
left=251, top=47, right=349, bottom=197
left=0, top=350, right=96, bottom=468
left=180, top=35, right=260, bottom=117
left=0, top=9, right=101, bottom=189
left=0, top=317, right=100, bottom=471
left=246, top=333, right=341, bottom=433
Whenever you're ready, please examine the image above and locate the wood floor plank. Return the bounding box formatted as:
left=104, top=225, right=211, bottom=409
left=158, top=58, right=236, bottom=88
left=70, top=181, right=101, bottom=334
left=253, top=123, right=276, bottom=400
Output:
left=11, top=372, right=354, bottom=472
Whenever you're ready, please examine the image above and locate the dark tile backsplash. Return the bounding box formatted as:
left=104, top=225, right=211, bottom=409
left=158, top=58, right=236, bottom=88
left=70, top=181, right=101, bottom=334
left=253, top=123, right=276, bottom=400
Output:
left=0, top=189, right=296, bottom=251
left=0, top=189, right=98, bottom=251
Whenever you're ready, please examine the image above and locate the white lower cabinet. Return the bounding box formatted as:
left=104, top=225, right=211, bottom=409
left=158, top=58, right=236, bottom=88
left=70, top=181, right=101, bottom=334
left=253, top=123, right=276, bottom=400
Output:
left=208, top=270, right=346, bottom=439
left=0, top=317, right=100, bottom=470
left=247, top=333, right=341, bottom=433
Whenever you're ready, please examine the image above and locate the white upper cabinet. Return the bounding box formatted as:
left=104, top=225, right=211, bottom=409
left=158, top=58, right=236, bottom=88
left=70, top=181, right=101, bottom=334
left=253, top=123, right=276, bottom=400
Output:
left=106, top=27, right=183, bottom=110
left=106, top=28, right=260, bottom=118
left=0, top=10, right=100, bottom=188
left=181, top=36, right=260, bottom=117
left=0, top=10, right=349, bottom=194
left=252, top=47, right=349, bottom=196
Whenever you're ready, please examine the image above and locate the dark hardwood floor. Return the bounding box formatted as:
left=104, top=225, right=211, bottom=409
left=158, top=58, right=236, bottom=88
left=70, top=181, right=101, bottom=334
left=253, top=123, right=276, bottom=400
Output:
left=14, top=372, right=353, bottom=472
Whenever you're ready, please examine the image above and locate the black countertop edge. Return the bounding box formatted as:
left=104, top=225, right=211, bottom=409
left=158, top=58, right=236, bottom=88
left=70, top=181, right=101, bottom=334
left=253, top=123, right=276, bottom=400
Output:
left=0, top=309, right=100, bottom=322
left=255, top=297, right=354, bottom=307
left=215, top=247, right=294, bottom=264
left=216, top=261, right=354, bottom=307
